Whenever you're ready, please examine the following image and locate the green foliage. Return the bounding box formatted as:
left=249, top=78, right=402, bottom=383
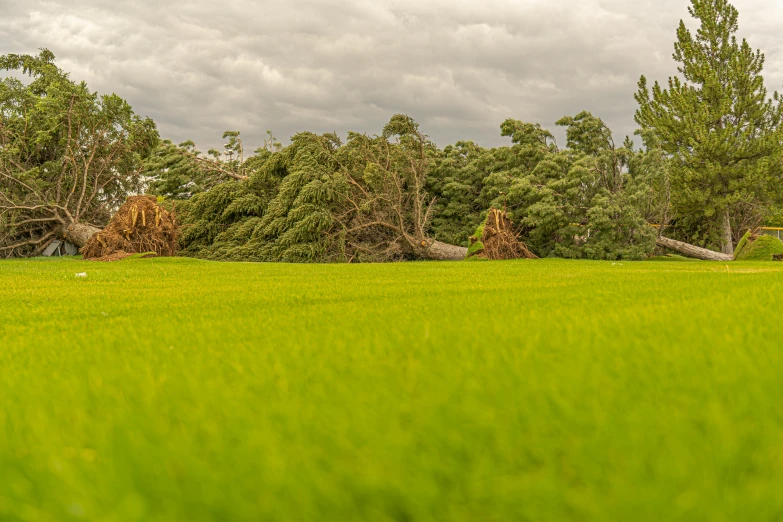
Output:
left=733, top=230, right=753, bottom=258
left=0, top=53, right=671, bottom=264
left=178, top=116, right=448, bottom=263
left=159, top=0, right=783, bottom=264
left=466, top=242, right=485, bottom=258
left=176, top=151, right=290, bottom=261
left=428, top=120, right=557, bottom=247
left=146, top=140, right=216, bottom=199
left=635, top=0, right=783, bottom=251
left=146, top=130, right=283, bottom=200
left=431, top=112, right=656, bottom=260
left=3, top=257, right=783, bottom=520
left=767, top=207, right=783, bottom=227
left=247, top=134, right=344, bottom=262
left=177, top=112, right=658, bottom=263
left=466, top=223, right=485, bottom=258
left=427, top=141, right=492, bottom=246
left=733, top=231, right=783, bottom=260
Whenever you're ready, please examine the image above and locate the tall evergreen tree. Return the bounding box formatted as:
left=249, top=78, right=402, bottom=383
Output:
left=635, top=0, right=783, bottom=254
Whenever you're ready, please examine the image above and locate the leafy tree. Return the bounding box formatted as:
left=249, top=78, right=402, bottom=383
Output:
left=504, top=113, right=655, bottom=260
left=635, top=0, right=783, bottom=254
left=626, top=130, right=674, bottom=230
left=0, top=50, right=158, bottom=257
left=428, top=113, right=656, bottom=260
left=768, top=206, right=783, bottom=227
left=426, top=141, right=489, bottom=246
left=427, top=120, right=558, bottom=246
left=175, top=152, right=287, bottom=260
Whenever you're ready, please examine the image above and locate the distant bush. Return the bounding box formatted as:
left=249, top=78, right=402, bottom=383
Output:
left=734, top=231, right=783, bottom=261
left=466, top=224, right=485, bottom=258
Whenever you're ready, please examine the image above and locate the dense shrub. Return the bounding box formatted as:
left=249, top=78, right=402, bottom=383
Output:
left=734, top=231, right=783, bottom=261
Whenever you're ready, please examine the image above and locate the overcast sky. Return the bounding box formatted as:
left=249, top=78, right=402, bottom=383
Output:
left=2, top=0, right=782, bottom=151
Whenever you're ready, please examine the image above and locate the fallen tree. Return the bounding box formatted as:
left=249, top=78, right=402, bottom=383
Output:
left=172, top=115, right=473, bottom=263
left=655, top=235, right=734, bottom=261
left=332, top=115, right=471, bottom=261
left=0, top=50, right=158, bottom=258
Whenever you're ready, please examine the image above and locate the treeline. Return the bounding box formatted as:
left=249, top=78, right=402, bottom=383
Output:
left=2, top=0, right=782, bottom=260
left=148, top=113, right=661, bottom=262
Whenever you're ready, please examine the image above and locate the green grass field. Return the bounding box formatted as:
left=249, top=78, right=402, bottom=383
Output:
left=2, top=257, right=783, bottom=521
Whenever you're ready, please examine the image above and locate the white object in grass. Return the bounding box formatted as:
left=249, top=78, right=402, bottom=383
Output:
left=75, top=272, right=87, bottom=278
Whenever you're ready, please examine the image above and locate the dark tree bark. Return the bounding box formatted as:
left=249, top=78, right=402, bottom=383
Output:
left=656, top=236, right=734, bottom=261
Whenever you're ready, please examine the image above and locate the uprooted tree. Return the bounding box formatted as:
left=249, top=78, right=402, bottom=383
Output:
left=466, top=208, right=538, bottom=261
left=0, top=50, right=159, bottom=258
left=152, top=115, right=469, bottom=262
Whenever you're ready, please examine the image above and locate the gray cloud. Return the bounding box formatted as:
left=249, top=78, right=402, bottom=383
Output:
left=2, top=0, right=782, bottom=151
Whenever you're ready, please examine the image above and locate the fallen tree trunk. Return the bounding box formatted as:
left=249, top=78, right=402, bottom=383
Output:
left=61, top=223, right=102, bottom=248
left=420, top=239, right=469, bottom=261
left=656, top=236, right=734, bottom=261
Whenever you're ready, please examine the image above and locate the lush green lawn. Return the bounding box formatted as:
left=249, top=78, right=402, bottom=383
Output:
left=2, top=257, right=783, bottom=521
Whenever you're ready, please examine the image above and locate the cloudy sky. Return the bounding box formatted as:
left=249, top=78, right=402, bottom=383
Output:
left=2, top=0, right=782, bottom=151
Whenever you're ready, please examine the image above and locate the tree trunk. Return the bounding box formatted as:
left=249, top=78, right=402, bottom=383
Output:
left=720, top=207, right=733, bottom=256
left=61, top=223, right=101, bottom=248
left=419, top=239, right=469, bottom=261
left=656, top=236, right=733, bottom=261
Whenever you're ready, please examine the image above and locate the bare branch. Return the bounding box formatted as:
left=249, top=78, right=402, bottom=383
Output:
left=0, top=231, right=56, bottom=252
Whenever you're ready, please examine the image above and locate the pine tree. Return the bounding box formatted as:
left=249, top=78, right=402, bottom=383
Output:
left=635, top=0, right=783, bottom=254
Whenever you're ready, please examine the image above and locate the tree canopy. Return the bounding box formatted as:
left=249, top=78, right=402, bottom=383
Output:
left=2, top=0, right=782, bottom=262
left=426, top=112, right=656, bottom=260
left=157, top=112, right=656, bottom=263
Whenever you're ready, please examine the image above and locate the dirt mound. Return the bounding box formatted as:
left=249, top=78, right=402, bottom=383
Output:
left=89, top=251, right=158, bottom=262
left=91, top=251, right=134, bottom=262
left=82, top=196, right=179, bottom=260
left=468, top=208, right=537, bottom=260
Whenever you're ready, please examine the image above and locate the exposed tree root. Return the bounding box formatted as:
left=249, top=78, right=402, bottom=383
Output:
left=470, top=209, right=537, bottom=260
left=82, top=196, right=179, bottom=260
